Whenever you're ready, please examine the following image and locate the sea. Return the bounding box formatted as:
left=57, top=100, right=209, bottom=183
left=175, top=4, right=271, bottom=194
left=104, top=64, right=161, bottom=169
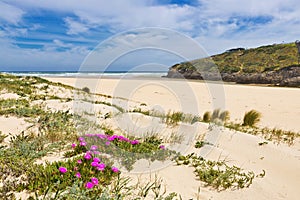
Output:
left=2, top=71, right=168, bottom=79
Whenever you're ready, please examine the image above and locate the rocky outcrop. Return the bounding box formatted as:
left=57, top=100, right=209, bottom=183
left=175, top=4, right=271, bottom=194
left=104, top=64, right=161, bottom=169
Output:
left=166, top=65, right=300, bottom=87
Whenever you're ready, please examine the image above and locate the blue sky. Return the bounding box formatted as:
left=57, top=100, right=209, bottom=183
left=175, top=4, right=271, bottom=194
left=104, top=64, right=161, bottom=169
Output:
left=0, top=0, right=300, bottom=71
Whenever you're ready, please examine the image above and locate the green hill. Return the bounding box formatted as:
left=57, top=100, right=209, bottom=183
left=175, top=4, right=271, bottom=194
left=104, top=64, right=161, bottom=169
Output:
left=211, top=42, right=298, bottom=73
left=167, top=42, right=300, bottom=87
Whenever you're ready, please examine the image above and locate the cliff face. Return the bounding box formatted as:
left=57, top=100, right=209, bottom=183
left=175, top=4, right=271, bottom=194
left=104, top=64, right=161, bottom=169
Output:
left=166, top=43, right=300, bottom=87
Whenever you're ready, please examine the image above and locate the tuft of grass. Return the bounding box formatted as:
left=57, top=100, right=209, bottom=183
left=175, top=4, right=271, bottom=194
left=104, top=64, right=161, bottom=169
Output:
left=0, top=131, right=7, bottom=143
left=242, top=110, right=261, bottom=127
left=202, top=111, right=211, bottom=122
left=209, top=109, right=230, bottom=124
left=211, top=109, right=221, bottom=121
left=165, top=111, right=183, bottom=126
left=219, top=110, right=230, bottom=123
left=195, top=140, right=212, bottom=148
left=82, top=87, right=90, bottom=93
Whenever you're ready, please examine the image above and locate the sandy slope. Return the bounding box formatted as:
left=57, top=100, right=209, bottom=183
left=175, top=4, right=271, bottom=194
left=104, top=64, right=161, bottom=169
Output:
left=2, top=76, right=295, bottom=199
left=45, top=77, right=300, bottom=130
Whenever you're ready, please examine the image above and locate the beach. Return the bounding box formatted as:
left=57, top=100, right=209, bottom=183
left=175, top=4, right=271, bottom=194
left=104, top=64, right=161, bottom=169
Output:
left=0, top=74, right=299, bottom=199
left=45, top=77, right=300, bottom=130
left=40, top=77, right=300, bottom=199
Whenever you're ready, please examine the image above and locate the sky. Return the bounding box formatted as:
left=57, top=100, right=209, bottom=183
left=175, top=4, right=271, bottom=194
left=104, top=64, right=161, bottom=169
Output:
left=0, top=0, right=300, bottom=71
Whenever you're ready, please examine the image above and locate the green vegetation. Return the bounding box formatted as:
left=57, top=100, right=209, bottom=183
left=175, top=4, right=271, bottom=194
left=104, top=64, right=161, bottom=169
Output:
left=211, top=109, right=230, bottom=124
left=176, top=153, right=260, bottom=191
left=0, top=131, right=6, bottom=143
left=82, top=86, right=90, bottom=93
left=226, top=123, right=299, bottom=145
left=242, top=110, right=261, bottom=127
left=195, top=140, right=212, bottom=148
left=202, top=111, right=211, bottom=122
left=173, top=42, right=299, bottom=73
left=65, top=134, right=178, bottom=171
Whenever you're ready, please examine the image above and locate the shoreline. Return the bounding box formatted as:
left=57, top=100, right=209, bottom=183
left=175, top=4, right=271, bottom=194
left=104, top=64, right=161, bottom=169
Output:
left=41, top=75, right=300, bottom=89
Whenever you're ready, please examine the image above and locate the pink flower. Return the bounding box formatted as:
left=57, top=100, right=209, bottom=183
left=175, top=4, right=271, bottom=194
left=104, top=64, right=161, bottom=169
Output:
left=97, top=134, right=106, bottom=139
left=93, top=151, right=100, bottom=155
left=90, top=145, right=98, bottom=151
left=75, top=172, right=81, bottom=178
left=97, top=166, right=104, bottom=171
left=78, top=137, right=85, bottom=142
left=108, top=136, right=115, bottom=141
left=91, top=177, right=99, bottom=185
left=159, top=145, right=165, bottom=150
left=59, top=167, right=67, bottom=174
left=130, top=140, right=139, bottom=145
left=71, top=143, right=76, bottom=148
left=96, top=163, right=106, bottom=171
left=98, top=163, right=106, bottom=168
left=80, top=141, right=87, bottom=146
left=85, top=182, right=94, bottom=189
left=77, top=159, right=82, bottom=164
left=74, top=167, right=78, bottom=171
left=105, top=141, right=110, bottom=146
left=118, top=135, right=130, bottom=142
left=91, top=162, right=99, bottom=167
left=84, top=153, right=92, bottom=160
left=93, top=157, right=101, bottom=162
left=112, top=166, right=119, bottom=173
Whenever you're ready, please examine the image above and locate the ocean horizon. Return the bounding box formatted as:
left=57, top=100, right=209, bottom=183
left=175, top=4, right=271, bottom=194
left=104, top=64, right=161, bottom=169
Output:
left=2, top=71, right=168, bottom=79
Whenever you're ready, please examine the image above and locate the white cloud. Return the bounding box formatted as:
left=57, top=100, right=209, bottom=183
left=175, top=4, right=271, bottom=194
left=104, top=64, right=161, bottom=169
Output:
left=81, top=28, right=208, bottom=71
left=0, top=1, right=24, bottom=25
left=64, top=17, right=89, bottom=35
left=0, top=37, right=88, bottom=70
left=3, top=0, right=196, bottom=31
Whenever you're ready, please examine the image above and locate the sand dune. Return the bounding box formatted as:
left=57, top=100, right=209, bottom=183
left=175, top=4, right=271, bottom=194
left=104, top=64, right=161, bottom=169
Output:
left=39, top=77, right=300, bottom=199
left=1, top=76, right=298, bottom=199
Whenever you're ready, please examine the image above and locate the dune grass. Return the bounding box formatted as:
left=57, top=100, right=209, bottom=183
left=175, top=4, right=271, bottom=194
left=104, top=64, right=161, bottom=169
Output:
left=242, top=110, right=261, bottom=127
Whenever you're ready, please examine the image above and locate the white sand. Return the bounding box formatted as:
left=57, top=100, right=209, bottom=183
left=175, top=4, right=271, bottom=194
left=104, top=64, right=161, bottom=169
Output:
left=2, top=77, right=298, bottom=199
left=41, top=77, right=300, bottom=199
left=45, top=77, right=300, bottom=130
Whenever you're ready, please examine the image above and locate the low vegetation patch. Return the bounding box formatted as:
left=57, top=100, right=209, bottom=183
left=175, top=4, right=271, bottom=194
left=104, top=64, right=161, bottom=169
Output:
left=176, top=153, right=260, bottom=191
left=226, top=123, right=299, bottom=145
left=65, top=133, right=178, bottom=171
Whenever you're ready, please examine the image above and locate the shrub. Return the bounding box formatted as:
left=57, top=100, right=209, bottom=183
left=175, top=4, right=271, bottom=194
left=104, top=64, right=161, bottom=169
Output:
left=82, top=87, right=90, bottom=93
left=219, top=110, right=230, bottom=122
left=203, top=111, right=211, bottom=122
left=211, top=109, right=221, bottom=121
left=242, top=110, right=261, bottom=127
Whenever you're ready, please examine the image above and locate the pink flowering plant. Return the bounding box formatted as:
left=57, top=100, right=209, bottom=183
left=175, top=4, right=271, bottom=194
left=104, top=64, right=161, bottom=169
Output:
left=26, top=148, right=119, bottom=195
left=20, top=132, right=178, bottom=196
left=64, top=133, right=177, bottom=171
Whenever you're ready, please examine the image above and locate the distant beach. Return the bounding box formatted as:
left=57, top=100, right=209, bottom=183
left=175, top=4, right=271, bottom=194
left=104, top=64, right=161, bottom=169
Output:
left=4, top=71, right=168, bottom=79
